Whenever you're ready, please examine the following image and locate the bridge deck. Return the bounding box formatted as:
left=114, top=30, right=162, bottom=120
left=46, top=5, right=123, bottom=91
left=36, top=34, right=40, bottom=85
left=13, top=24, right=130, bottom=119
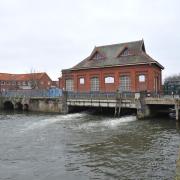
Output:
left=145, top=97, right=179, bottom=105
left=67, top=98, right=137, bottom=108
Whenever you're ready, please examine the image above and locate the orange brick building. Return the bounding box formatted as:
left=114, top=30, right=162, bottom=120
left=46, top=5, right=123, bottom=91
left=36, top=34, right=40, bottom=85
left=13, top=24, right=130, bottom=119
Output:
left=0, top=72, right=52, bottom=91
left=60, top=40, right=164, bottom=93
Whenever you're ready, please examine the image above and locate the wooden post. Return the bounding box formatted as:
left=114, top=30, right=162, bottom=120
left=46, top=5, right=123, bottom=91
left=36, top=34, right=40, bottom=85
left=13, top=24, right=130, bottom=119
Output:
left=175, top=99, right=179, bottom=121
left=176, top=109, right=179, bottom=121
left=118, top=93, right=122, bottom=117
left=62, top=91, right=68, bottom=114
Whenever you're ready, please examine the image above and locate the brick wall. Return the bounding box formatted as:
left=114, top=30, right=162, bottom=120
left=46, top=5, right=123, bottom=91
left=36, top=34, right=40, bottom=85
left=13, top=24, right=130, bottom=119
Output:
left=61, top=64, right=162, bottom=93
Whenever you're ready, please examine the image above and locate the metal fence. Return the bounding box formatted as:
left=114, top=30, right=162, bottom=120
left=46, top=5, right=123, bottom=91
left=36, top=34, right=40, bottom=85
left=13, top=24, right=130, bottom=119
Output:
left=2, top=89, right=178, bottom=99
left=67, top=91, right=180, bottom=100
left=67, top=91, right=136, bottom=100
left=0, top=88, right=62, bottom=98
left=67, top=92, right=116, bottom=99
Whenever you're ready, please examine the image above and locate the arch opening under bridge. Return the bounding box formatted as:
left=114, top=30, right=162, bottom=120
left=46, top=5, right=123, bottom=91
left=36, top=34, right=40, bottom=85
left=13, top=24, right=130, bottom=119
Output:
left=23, top=104, right=29, bottom=111
left=3, top=101, right=14, bottom=110
left=15, top=102, right=23, bottom=111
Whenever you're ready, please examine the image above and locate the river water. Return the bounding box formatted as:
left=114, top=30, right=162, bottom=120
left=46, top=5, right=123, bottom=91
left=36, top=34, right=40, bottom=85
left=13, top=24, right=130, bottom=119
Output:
left=0, top=111, right=179, bottom=180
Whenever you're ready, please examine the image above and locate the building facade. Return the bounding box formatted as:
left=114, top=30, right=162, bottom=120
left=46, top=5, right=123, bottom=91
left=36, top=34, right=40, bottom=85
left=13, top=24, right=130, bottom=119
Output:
left=0, top=72, right=52, bottom=91
left=60, top=40, right=164, bottom=93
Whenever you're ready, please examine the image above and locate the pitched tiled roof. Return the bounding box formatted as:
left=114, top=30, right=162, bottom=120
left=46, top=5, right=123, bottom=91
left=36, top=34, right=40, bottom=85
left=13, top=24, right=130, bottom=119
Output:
left=0, top=72, right=48, bottom=81
left=66, top=40, right=164, bottom=71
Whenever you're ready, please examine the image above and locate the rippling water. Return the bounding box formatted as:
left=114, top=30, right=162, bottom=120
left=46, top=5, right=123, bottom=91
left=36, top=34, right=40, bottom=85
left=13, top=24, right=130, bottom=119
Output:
left=0, top=111, right=179, bottom=180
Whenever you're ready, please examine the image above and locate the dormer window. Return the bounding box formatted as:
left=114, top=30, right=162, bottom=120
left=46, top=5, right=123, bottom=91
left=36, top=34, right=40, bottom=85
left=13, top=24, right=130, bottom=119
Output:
left=120, top=48, right=130, bottom=56
left=92, top=52, right=104, bottom=60
left=116, top=47, right=132, bottom=57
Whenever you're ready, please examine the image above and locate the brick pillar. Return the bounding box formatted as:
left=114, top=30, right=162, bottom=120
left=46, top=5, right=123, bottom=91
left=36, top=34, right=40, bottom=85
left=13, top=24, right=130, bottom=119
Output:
left=131, top=70, right=136, bottom=92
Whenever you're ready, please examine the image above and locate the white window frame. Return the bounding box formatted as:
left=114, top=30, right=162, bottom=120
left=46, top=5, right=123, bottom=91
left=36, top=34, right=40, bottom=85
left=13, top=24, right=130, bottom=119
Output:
left=65, top=79, right=74, bottom=91
left=105, top=76, right=114, bottom=84
left=79, top=78, right=85, bottom=85
left=90, top=77, right=99, bottom=91
left=119, top=75, right=131, bottom=91
left=139, top=75, right=146, bottom=82
left=92, top=52, right=104, bottom=60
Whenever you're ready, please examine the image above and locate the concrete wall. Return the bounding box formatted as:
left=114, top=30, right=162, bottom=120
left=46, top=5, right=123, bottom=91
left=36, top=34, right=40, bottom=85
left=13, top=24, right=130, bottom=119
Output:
left=0, top=96, right=68, bottom=114
left=0, top=97, right=4, bottom=109
left=29, top=98, right=62, bottom=113
left=27, top=97, right=68, bottom=114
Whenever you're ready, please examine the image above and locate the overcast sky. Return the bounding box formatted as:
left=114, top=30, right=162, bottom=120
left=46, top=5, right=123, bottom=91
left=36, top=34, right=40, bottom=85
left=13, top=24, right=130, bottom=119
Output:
left=0, top=0, right=179, bottom=80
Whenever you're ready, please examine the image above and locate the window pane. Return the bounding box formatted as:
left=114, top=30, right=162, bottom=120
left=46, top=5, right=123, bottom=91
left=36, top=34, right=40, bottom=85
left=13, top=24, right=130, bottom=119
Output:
left=91, top=77, right=99, bottom=91
left=105, top=77, right=114, bottom=83
left=121, top=48, right=130, bottom=56
left=65, top=79, right=74, bottom=91
left=139, top=75, right=145, bottom=82
left=119, top=75, right=131, bottom=91
left=92, top=52, right=104, bottom=60
left=80, top=78, right=85, bottom=84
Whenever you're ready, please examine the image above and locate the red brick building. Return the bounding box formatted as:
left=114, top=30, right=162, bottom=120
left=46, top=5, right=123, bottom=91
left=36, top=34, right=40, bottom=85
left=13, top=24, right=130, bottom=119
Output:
left=0, top=72, right=52, bottom=91
left=60, top=40, right=164, bottom=93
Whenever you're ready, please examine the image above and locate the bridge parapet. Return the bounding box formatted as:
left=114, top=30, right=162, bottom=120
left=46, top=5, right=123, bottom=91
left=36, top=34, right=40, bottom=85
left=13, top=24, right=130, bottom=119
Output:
left=66, top=92, right=137, bottom=110
left=145, top=97, right=177, bottom=105
left=67, top=91, right=136, bottom=100
left=0, top=88, right=62, bottom=98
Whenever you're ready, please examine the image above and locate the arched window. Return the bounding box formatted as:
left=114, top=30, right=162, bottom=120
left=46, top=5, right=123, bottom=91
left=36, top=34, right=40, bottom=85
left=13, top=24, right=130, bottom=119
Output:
left=90, top=77, right=99, bottom=91
left=65, top=79, right=74, bottom=91
left=105, top=77, right=114, bottom=84
left=119, top=75, right=131, bottom=91
left=79, top=78, right=85, bottom=85
left=139, top=75, right=146, bottom=82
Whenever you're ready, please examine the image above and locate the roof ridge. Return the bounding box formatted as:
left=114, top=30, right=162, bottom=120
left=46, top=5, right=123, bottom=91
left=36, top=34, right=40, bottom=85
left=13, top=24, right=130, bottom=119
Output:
left=0, top=72, right=45, bottom=75
left=0, top=73, right=12, bottom=75
left=96, top=40, right=143, bottom=48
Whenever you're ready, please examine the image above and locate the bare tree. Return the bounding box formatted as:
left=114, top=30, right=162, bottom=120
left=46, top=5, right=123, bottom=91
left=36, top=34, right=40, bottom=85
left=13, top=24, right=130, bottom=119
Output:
left=29, top=68, right=40, bottom=89
left=164, top=73, right=180, bottom=83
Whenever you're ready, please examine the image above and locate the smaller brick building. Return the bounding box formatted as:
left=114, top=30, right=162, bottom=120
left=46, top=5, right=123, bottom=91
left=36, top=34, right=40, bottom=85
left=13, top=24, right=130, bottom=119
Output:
left=60, top=40, right=164, bottom=93
left=0, top=72, right=52, bottom=91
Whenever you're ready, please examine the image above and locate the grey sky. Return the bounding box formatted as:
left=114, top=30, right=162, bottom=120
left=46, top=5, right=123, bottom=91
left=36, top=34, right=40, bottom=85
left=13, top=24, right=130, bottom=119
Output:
left=0, top=0, right=179, bottom=80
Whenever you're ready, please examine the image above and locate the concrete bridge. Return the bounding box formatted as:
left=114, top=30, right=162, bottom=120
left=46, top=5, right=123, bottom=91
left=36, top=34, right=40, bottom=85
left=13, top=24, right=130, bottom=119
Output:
left=0, top=89, right=67, bottom=113
left=0, top=96, right=67, bottom=114
left=0, top=90, right=180, bottom=120
left=66, top=92, right=180, bottom=120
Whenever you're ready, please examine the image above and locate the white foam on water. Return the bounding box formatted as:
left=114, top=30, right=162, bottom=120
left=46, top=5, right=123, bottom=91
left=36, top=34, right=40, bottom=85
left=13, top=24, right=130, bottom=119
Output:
left=20, top=113, right=86, bottom=132
left=78, top=116, right=137, bottom=130
left=103, top=116, right=137, bottom=127
left=21, top=117, right=61, bottom=132
left=61, top=112, right=87, bottom=120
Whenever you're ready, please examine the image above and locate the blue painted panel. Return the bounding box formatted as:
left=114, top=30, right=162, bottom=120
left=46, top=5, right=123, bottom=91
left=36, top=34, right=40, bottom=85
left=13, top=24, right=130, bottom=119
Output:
left=0, top=88, right=62, bottom=98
